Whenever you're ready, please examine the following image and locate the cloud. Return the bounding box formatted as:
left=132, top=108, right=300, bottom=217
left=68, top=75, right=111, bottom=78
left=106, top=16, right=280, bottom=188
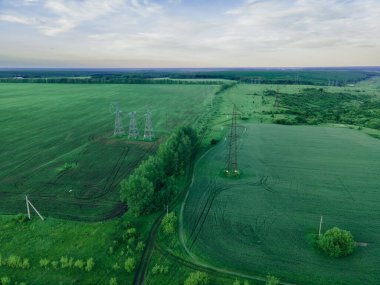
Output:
left=0, top=14, right=33, bottom=25
left=0, top=0, right=162, bottom=36
left=0, top=0, right=379, bottom=67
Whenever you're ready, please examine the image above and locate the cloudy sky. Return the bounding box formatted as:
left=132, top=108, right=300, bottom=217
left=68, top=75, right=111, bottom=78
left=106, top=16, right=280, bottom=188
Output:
left=0, top=0, right=379, bottom=68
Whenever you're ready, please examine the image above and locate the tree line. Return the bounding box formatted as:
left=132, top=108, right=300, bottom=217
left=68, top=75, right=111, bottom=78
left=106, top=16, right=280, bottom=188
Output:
left=120, top=127, right=198, bottom=216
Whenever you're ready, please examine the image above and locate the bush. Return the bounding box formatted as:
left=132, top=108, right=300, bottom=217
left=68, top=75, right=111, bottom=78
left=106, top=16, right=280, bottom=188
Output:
left=74, top=259, right=84, bottom=270
left=124, top=257, right=136, bottom=273
left=85, top=258, right=95, bottom=272
left=184, top=271, right=209, bottom=285
left=136, top=241, right=145, bottom=252
left=162, top=212, right=178, bottom=235
left=151, top=263, right=169, bottom=275
left=14, top=213, right=28, bottom=223
left=109, top=277, right=118, bottom=285
left=233, top=279, right=240, bottom=285
left=51, top=261, right=58, bottom=269
left=318, top=227, right=355, bottom=257
left=0, top=277, right=10, bottom=285
left=39, top=258, right=50, bottom=268
left=266, top=275, right=279, bottom=285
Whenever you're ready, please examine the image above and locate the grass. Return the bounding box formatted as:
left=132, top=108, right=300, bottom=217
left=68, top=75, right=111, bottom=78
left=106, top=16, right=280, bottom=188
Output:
left=0, top=83, right=217, bottom=221
left=182, top=123, right=380, bottom=285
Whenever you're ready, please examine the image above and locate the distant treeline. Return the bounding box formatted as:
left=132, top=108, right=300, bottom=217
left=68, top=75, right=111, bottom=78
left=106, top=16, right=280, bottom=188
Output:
left=0, top=68, right=378, bottom=85
left=0, top=77, right=226, bottom=85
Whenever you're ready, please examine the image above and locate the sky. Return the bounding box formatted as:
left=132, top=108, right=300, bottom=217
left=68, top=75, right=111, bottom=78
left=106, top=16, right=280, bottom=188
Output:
left=0, top=0, right=379, bottom=68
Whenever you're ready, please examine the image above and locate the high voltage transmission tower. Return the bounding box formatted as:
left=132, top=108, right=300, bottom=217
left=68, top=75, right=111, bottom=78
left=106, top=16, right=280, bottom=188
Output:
left=274, top=85, right=281, bottom=108
left=111, top=103, right=125, bottom=136
left=143, top=110, right=154, bottom=140
left=128, top=111, right=139, bottom=139
left=225, top=105, right=239, bottom=176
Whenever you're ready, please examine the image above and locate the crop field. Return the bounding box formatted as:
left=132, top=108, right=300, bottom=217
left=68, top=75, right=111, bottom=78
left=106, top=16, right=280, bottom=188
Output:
left=182, top=124, right=380, bottom=285
left=0, top=83, right=217, bottom=221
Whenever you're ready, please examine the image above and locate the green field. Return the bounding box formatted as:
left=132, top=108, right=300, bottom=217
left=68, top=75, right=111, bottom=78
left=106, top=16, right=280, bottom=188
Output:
left=0, top=83, right=217, bottom=221
left=182, top=124, right=380, bottom=285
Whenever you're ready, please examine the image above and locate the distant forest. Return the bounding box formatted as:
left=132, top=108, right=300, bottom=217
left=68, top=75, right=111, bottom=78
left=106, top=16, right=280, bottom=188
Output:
left=0, top=67, right=379, bottom=85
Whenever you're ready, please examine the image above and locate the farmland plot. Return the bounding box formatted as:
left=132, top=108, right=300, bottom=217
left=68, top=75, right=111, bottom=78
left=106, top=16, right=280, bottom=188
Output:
left=183, top=124, right=380, bottom=285
left=0, top=83, right=217, bottom=220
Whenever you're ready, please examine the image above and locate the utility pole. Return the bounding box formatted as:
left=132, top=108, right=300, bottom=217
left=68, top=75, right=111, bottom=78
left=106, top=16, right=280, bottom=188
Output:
left=111, top=103, right=125, bottom=136
left=225, top=105, right=238, bottom=175
left=25, top=196, right=44, bottom=221
left=143, top=110, right=154, bottom=140
left=318, top=215, right=323, bottom=238
left=128, top=111, right=139, bottom=139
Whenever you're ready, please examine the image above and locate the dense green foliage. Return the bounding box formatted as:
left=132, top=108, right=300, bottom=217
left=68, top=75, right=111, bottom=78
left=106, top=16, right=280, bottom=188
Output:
left=183, top=124, right=380, bottom=285
left=318, top=227, right=355, bottom=258
left=184, top=271, right=209, bottom=285
left=275, top=88, right=380, bottom=129
left=120, top=127, right=198, bottom=216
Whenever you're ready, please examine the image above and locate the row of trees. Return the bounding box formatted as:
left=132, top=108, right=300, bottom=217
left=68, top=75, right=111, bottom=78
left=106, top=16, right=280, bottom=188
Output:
left=120, top=127, right=198, bottom=216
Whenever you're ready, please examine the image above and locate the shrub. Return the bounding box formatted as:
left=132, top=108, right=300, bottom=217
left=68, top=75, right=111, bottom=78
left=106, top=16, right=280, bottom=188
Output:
left=266, top=275, right=279, bottom=285
left=39, top=258, right=50, bottom=268
left=151, top=263, right=169, bottom=275
left=14, top=213, right=28, bottom=223
left=109, top=277, right=118, bottom=285
left=233, top=279, right=240, bottom=285
left=124, top=257, right=136, bottom=273
left=162, top=212, right=178, bottom=235
left=85, top=258, right=95, bottom=272
left=136, top=241, right=145, bottom=252
left=318, top=227, right=355, bottom=257
left=51, top=261, right=59, bottom=269
left=74, top=259, right=84, bottom=270
left=0, top=277, right=10, bottom=285
left=184, top=271, right=209, bottom=285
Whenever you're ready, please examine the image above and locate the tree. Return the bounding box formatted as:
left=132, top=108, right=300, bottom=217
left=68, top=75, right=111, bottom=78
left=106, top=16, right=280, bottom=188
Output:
left=318, top=227, right=355, bottom=257
left=184, top=271, right=209, bottom=285
left=162, top=212, right=178, bottom=235
left=266, top=275, right=279, bottom=285
left=124, top=257, right=136, bottom=273
left=120, top=175, right=154, bottom=216
left=233, top=279, right=240, bottom=285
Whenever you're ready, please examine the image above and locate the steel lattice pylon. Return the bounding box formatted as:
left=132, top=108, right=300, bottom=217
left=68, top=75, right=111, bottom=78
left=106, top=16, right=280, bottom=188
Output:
left=128, top=111, right=139, bottom=139
left=112, top=103, right=125, bottom=136
left=143, top=110, right=154, bottom=140
left=226, top=105, right=238, bottom=174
